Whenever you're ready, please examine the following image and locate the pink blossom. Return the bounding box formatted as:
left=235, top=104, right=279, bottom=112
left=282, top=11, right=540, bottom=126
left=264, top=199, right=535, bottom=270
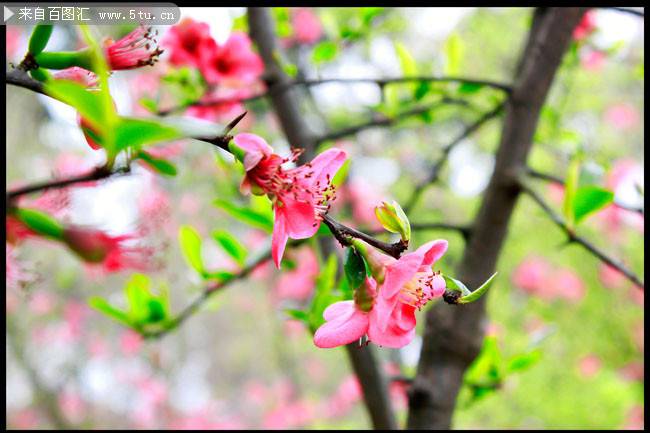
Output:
left=291, top=8, right=323, bottom=45
left=104, top=26, right=163, bottom=70
left=199, top=32, right=264, bottom=85
left=512, top=256, right=552, bottom=296
left=323, top=375, right=362, bottom=418
left=162, top=18, right=213, bottom=68
left=605, top=103, right=640, bottom=130
left=6, top=215, right=36, bottom=244
left=63, top=301, right=89, bottom=341
left=54, top=66, right=99, bottom=87
left=6, top=244, right=30, bottom=290
left=233, top=133, right=347, bottom=268
left=58, top=390, right=85, bottom=423
left=6, top=26, right=22, bottom=59
left=573, top=10, right=597, bottom=41
left=120, top=329, right=144, bottom=355
left=314, top=239, right=447, bottom=349
left=10, top=408, right=40, bottom=429
left=136, top=181, right=172, bottom=235
left=548, top=269, right=585, bottom=303
left=262, top=400, right=315, bottom=429
left=629, top=286, right=644, bottom=307
left=62, top=226, right=153, bottom=273
left=623, top=405, right=644, bottom=430
left=274, top=246, right=319, bottom=302
left=283, top=319, right=307, bottom=338
left=547, top=182, right=565, bottom=205
left=578, top=354, right=602, bottom=378
left=598, top=263, right=627, bottom=290
left=28, top=290, right=56, bottom=314
left=580, top=49, right=606, bottom=71
left=618, top=361, right=644, bottom=382
left=346, top=178, right=384, bottom=229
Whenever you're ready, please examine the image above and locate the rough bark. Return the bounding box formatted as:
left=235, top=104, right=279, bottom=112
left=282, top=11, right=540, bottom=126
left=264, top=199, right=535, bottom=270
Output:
left=247, top=8, right=397, bottom=429
left=407, top=8, right=588, bottom=429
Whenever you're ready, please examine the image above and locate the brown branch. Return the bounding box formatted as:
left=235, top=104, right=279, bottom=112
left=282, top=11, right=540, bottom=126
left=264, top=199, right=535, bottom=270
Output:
left=526, top=167, right=644, bottom=216
left=6, top=68, right=46, bottom=96
left=403, top=101, right=505, bottom=213
left=367, top=221, right=471, bottom=241
left=520, top=181, right=644, bottom=289
left=408, top=8, right=589, bottom=429
left=316, top=98, right=471, bottom=144
left=321, top=214, right=408, bottom=259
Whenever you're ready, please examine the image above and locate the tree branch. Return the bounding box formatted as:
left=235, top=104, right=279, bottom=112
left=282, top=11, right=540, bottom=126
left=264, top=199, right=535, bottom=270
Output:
left=606, top=7, right=644, bottom=17
left=6, top=67, right=46, bottom=96
left=519, top=181, right=644, bottom=289
left=403, top=101, right=505, bottom=213
left=526, top=167, right=644, bottom=215
left=316, top=98, right=471, bottom=144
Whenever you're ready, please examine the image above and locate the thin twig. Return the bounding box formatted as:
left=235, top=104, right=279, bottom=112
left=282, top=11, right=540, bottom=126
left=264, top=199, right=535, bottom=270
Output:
left=367, top=222, right=472, bottom=241
left=607, top=7, right=644, bottom=17
left=404, top=102, right=505, bottom=213
left=6, top=68, right=46, bottom=96
left=526, top=167, right=644, bottom=216
left=321, top=214, right=408, bottom=259
left=316, top=98, right=471, bottom=144
left=520, top=180, right=644, bottom=290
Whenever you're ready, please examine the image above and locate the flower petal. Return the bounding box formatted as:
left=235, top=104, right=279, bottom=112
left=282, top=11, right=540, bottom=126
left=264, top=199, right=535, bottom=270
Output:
left=381, top=252, right=423, bottom=300
left=323, top=300, right=356, bottom=321
left=233, top=133, right=273, bottom=170
left=279, top=196, right=319, bottom=239
left=431, top=273, right=446, bottom=298
left=306, top=149, right=347, bottom=187
left=271, top=210, right=289, bottom=269
left=314, top=305, right=369, bottom=348
left=416, top=239, right=448, bottom=267
left=368, top=308, right=416, bottom=349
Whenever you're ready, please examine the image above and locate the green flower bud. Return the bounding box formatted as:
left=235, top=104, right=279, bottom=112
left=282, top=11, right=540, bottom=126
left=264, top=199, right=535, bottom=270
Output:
left=375, top=200, right=411, bottom=242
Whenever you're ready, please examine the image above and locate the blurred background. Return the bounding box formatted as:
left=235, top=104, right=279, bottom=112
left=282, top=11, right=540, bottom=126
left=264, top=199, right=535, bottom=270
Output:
left=6, top=7, right=644, bottom=429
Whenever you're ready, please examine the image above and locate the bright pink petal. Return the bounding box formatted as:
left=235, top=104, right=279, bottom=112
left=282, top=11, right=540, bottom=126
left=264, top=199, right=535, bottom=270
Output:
left=367, top=309, right=416, bottom=349
left=314, top=304, right=369, bottom=348
left=306, top=149, right=347, bottom=187
left=381, top=252, right=423, bottom=300
left=431, top=273, right=446, bottom=297
left=279, top=196, right=319, bottom=239
left=233, top=133, right=273, bottom=170
left=323, top=300, right=356, bottom=321
left=416, top=239, right=448, bottom=267
left=272, top=210, right=289, bottom=269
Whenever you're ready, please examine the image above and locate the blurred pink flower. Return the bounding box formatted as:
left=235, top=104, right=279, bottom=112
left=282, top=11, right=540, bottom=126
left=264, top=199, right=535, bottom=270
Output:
left=104, top=25, right=163, bottom=70
left=162, top=18, right=213, bottom=68
left=573, top=10, right=597, bottom=41
left=623, top=405, right=644, bottom=430
left=618, top=361, right=644, bottom=382
left=283, top=319, right=307, bottom=338
left=137, top=181, right=172, bottom=235
left=578, top=354, right=602, bottom=378
left=6, top=26, right=22, bottom=59
left=605, top=103, right=640, bottom=130
left=547, top=183, right=565, bottom=205
left=87, top=334, right=109, bottom=358
left=323, top=375, right=362, bottom=418
left=291, top=8, right=323, bottom=45
left=10, top=408, right=40, bottom=429
left=243, top=380, right=269, bottom=407
left=262, top=400, right=315, bottom=429
left=346, top=178, right=384, bottom=229
left=63, top=300, right=89, bottom=341
left=597, top=159, right=644, bottom=237
left=120, top=329, right=144, bottom=355
left=179, top=192, right=202, bottom=216
left=512, top=256, right=552, bottom=295
left=63, top=226, right=154, bottom=273
left=53, top=67, right=98, bottom=87
left=598, top=263, right=627, bottom=290
left=28, top=290, right=55, bottom=314
left=548, top=269, right=586, bottom=303
left=199, top=32, right=264, bottom=86
left=580, top=49, right=606, bottom=71
left=58, top=390, right=85, bottom=423
left=274, top=246, right=319, bottom=302
left=629, top=286, right=644, bottom=307
left=6, top=244, right=30, bottom=290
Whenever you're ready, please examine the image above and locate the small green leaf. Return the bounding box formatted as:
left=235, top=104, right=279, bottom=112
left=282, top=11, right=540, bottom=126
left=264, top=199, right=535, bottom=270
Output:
left=135, top=151, right=178, bottom=176
left=114, top=117, right=181, bottom=152
left=458, top=82, right=484, bottom=94
left=212, top=230, right=248, bottom=266
left=395, top=42, right=417, bottom=76
left=45, top=80, right=111, bottom=132
left=572, top=185, right=614, bottom=225
left=88, top=297, right=132, bottom=327
left=444, top=33, right=464, bottom=75
left=286, top=308, right=309, bottom=323
left=125, top=273, right=152, bottom=323
left=213, top=199, right=274, bottom=233
left=507, top=350, right=542, bottom=373
left=563, top=154, right=582, bottom=229
left=146, top=298, right=166, bottom=323
left=331, top=159, right=351, bottom=188
left=28, top=25, right=54, bottom=55
left=139, top=97, right=159, bottom=113
left=14, top=208, right=64, bottom=240
left=204, top=270, right=235, bottom=283
left=178, top=225, right=205, bottom=275
left=344, top=248, right=367, bottom=290
left=312, top=41, right=338, bottom=64
left=442, top=274, right=471, bottom=296
left=458, top=272, right=498, bottom=304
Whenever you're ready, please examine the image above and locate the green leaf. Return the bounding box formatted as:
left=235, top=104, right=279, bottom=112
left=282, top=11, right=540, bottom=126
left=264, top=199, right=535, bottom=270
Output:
left=286, top=308, right=309, bottom=323
left=146, top=298, right=166, bottom=323
left=395, top=42, right=417, bottom=76
left=44, top=80, right=112, bottom=132
left=212, top=230, right=248, bottom=266
left=414, top=81, right=432, bottom=100
left=213, top=199, right=274, bottom=233
left=88, top=297, right=132, bottom=327
left=135, top=151, right=178, bottom=176
left=444, top=33, right=464, bottom=75
left=14, top=208, right=64, bottom=240
left=204, top=270, right=235, bottom=283
left=28, top=25, right=54, bottom=55
left=562, top=154, right=582, bottom=229
left=125, top=273, right=152, bottom=323
left=138, top=97, right=159, bottom=113
left=507, top=350, right=542, bottom=373
left=442, top=274, right=471, bottom=296
left=458, top=82, right=484, bottom=94
left=331, top=159, right=351, bottom=188
left=312, top=41, right=339, bottom=64
left=572, top=186, right=614, bottom=225
left=344, top=248, right=367, bottom=290
left=114, top=117, right=181, bottom=152
left=458, top=272, right=498, bottom=304
left=178, top=225, right=205, bottom=275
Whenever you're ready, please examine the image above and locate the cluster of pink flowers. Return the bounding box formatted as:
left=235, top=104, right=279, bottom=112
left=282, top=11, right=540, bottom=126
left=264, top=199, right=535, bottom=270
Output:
left=283, top=8, right=324, bottom=47
left=273, top=246, right=320, bottom=303
left=573, top=10, right=597, bottom=41
left=511, top=256, right=586, bottom=303
left=162, top=18, right=264, bottom=122
left=232, top=133, right=347, bottom=268
left=314, top=239, right=448, bottom=348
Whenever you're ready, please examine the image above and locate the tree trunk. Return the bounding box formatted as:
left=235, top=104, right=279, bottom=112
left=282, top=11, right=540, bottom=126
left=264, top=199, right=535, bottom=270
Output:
left=407, top=8, right=588, bottom=429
